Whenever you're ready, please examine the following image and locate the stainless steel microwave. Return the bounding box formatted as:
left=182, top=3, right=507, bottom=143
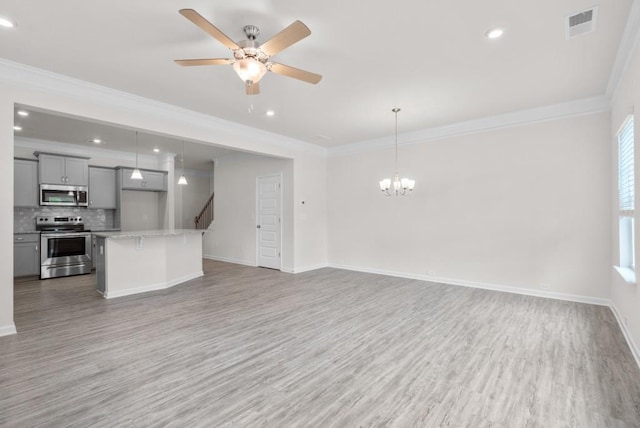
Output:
left=40, top=184, right=89, bottom=207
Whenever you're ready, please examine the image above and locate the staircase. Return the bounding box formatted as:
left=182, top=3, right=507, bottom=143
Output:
left=194, top=192, right=214, bottom=230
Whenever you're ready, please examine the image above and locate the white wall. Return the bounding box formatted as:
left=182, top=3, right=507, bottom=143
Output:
left=174, top=169, right=212, bottom=229
left=328, top=112, right=611, bottom=299
left=120, top=191, right=160, bottom=231
left=203, top=152, right=294, bottom=270
left=1, top=99, right=15, bottom=335
left=611, top=39, right=640, bottom=357
left=1, top=60, right=328, bottom=335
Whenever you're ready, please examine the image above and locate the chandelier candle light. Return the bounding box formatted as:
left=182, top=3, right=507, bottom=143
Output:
left=380, top=108, right=415, bottom=196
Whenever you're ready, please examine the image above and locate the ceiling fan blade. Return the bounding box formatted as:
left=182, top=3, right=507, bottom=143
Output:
left=174, top=58, right=233, bottom=66
left=179, top=9, right=240, bottom=50
left=259, top=21, right=311, bottom=56
left=245, top=81, right=260, bottom=95
left=269, top=63, right=322, bottom=84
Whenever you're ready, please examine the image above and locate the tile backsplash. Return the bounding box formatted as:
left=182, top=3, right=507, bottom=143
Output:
left=14, top=207, right=115, bottom=233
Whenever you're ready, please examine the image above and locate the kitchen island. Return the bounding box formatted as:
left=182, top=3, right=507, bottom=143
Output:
left=93, top=229, right=205, bottom=299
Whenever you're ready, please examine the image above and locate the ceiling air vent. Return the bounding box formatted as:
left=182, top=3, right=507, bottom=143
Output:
left=566, top=6, right=599, bottom=39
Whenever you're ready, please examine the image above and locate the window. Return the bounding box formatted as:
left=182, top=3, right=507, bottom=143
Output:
left=618, top=115, right=635, bottom=274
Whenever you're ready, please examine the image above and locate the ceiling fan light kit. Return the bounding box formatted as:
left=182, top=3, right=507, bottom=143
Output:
left=233, top=58, right=267, bottom=84
left=175, top=9, right=322, bottom=94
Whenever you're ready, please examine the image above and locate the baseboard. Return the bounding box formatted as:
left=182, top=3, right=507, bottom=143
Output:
left=0, top=323, right=17, bottom=337
left=203, top=254, right=256, bottom=267
left=285, top=264, right=329, bottom=274
left=328, top=263, right=610, bottom=306
left=104, top=282, right=168, bottom=299
left=609, top=302, right=640, bottom=370
left=165, top=271, right=204, bottom=288
left=104, top=271, right=204, bottom=299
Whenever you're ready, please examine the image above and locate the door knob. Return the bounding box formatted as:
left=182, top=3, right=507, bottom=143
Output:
left=256, top=225, right=261, bottom=229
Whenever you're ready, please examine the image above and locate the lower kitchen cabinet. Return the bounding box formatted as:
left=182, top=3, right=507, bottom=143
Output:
left=14, top=234, right=40, bottom=277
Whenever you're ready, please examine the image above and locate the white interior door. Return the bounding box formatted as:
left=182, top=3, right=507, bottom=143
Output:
left=257, top=174, right=281, bottom=269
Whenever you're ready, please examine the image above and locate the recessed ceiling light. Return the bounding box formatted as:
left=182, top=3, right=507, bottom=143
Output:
left=0, top=16, right=15, bottom=28
left=266, top=110, right=275, bottom=117
left=485, top=28, right=504, bottom=39
left=13, top=125, right=22, bottom=131
left=91, top=138, right=102, bottom=144
left=153, top=148, right=160, bottom=153
left=17, top=110, right=29, bottom=117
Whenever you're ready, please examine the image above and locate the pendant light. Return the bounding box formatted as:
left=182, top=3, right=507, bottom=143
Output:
left=379, top=108, right=415, bottom=196
left=131, top=131, right=143, bottom=180
left=177, top=141, right=188, bottom=185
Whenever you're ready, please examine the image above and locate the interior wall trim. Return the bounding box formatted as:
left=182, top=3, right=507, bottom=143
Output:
left=203, top=254, right=257, bottom=267
left=0, top=323, right=17, bottom=337
left=103, top=271, right=204, bottom=299
left=0, top=58, right=326, bottom=158
left=606, top=0, right=640, bottom=98
left=284, top=263, right=329, bottom=274
left=328, top=96, right=611, bottom=157
left=609, top=302, right=640, bottom=370
left=327, top=263, right=610, bottom=306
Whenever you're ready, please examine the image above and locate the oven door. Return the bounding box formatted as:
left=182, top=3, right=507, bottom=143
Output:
left=40, top=233, right=92, bottom=268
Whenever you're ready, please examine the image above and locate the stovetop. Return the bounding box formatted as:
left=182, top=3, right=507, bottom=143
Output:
left=36, top=216, right=87, bottom=233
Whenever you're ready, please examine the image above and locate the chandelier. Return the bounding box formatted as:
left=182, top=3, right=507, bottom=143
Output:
left=379, top=108, right=415, bottom=196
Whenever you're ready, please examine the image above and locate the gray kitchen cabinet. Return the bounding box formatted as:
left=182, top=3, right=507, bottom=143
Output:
left=89, top=167, right=116, bottom=209
left=14, top=234, right=40, bottom=277
left=37, top=153, right=89, bottom=186
left=14, top=158, right=39, bottom=207
left=120, top=168, right=167, bottom=191
left=91, top=234, right=97, bottom=270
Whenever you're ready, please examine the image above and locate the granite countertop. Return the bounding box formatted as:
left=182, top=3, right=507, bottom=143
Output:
left=14, top=231, right=40, bottom=235
left=90, top=229, right=121, bottom=233
left=93, top=229, right=205, bottom=239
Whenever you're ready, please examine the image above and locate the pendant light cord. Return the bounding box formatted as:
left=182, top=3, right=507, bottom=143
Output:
left=393, top=108, right=400, bottom=173
left=135, top=131, right=139, bottom=168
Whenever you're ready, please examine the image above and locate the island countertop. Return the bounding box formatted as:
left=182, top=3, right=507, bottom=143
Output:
left=93, top=229, right=205, bottom=239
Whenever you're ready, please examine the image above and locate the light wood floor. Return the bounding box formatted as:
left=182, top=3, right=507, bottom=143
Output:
left=2, top=260, right=639, bottom=427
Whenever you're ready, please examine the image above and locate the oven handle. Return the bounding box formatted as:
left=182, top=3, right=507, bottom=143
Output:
left=41, top=233, right=91, bottom=238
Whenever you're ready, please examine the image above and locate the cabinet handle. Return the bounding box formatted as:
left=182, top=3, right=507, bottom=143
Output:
left=35, top=246, right=38, bottom=252
left=16, top=237, right=24, bottom=241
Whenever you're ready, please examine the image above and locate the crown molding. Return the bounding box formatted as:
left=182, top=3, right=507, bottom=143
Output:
left=328, top=95, right=611, bottom=157
left=606, top=0, right=640, bottom=98
left=0, top=58, right=327, bottom=158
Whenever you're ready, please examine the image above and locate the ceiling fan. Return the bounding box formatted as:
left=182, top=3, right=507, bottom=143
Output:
left=174, top=9, right=322, bottom=95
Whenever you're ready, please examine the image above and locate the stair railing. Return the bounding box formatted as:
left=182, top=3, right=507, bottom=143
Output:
left=194, top=192, right=214, bottom=230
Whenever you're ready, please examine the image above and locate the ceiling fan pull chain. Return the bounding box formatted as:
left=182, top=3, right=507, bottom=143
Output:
left=248, top=81, right=254, bottom=113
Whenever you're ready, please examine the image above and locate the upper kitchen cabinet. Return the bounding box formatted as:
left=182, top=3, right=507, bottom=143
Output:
left=89, top=167, right=117, bottom=209
left=119, top=168, right=167, bottom=192
left=37, top=153, right=89, bottom=186
left=14, top=158, right=39, bottom=207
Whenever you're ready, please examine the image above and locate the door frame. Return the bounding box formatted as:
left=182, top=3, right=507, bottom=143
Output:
left=255, top=173, right=283, bottom=270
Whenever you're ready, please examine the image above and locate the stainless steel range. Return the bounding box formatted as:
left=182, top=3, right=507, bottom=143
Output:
left=36, top=216, right=92, bottom=279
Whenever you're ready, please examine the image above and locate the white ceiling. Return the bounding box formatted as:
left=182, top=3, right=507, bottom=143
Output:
left=0, top=0, right=633, bottom=147
left=13, top=106, right=238, bottom=171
